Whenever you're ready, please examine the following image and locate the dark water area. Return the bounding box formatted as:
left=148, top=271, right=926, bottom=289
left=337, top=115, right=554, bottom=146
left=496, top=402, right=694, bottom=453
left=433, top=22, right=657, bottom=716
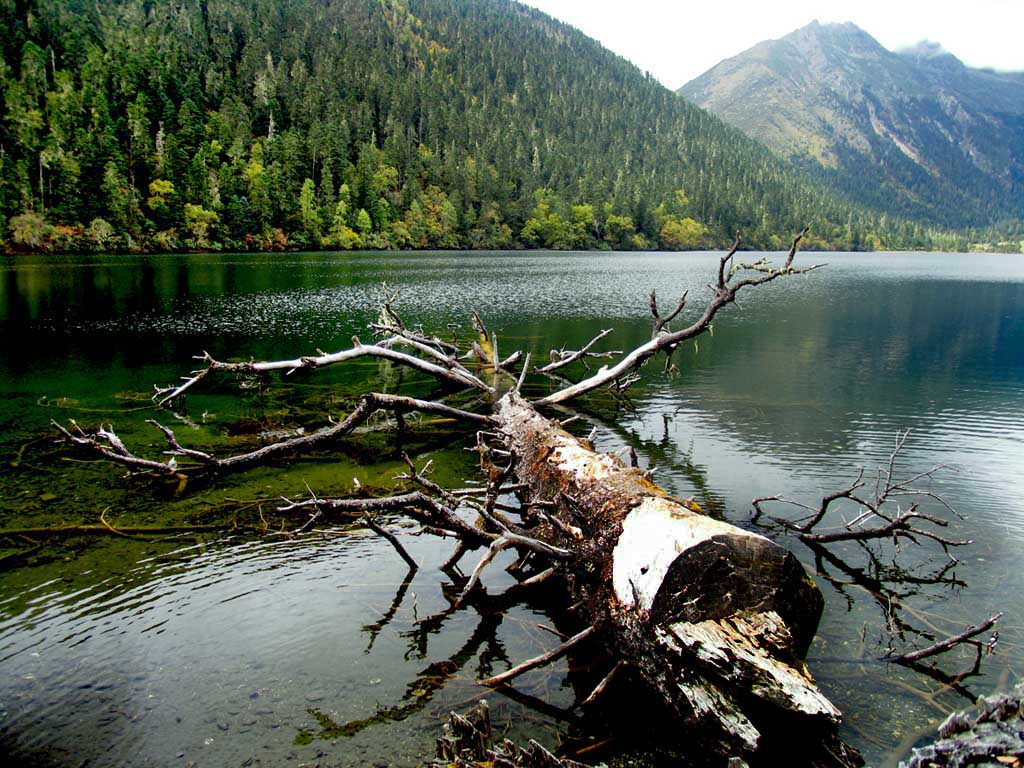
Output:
left=0, top=250, right=1022, bottom=767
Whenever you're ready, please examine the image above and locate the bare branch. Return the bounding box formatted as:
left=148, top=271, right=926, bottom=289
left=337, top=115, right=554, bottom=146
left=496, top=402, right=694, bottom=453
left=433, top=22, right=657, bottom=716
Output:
left=889, top=614, right=1003, bottom=664
left=377, top=335, right=464, bottom=369
left=368, top=314, right=459, bottom=354
left=534, top=510, right=583, bottom=541
left=753, top=434, right=968, bottom=556
left=491, top=332, right=501, bottom=372
left=469, top=341, right=490, bottom=364
left=516, top=567, right=557, bottom=588
left=398, top=452, right=464, bottom=509
left=152, top=362, right=212, bottom=405
left=499, top=350, right=524, bottom=370
left=58, top=393, right=495, bottom=478
left=278, top=490, right=494, bottom=548
left=581, top=660, right=625, bottom=707
left=362, top=514, right=419, bottom=570
left=799, top=505, right=972, bottom=552
left=649, top=289, right=688, bottom=338
left=458, top=537, right=512, bottom=605
left=516, top=352, right=531, bottom=392
left=753, top=470, right=866, bottom=532
left=471, top=308, right=488, bottom=338
left=784, top=226, right=810, bottom=270
left=145, top=419, right=217, bottom=463
left=536, top=329, right=617, bottom=374
left=52, top=419, right=181, bottom=475
left=374, top=284, right=406, bottom=331
left=463, top=498, right=573, bottom=562
left=154, top=338, right=491, bottom=406
left=884, top=429, right=912, bottom=498
left=442, top=540, right=469, bottom=570
left=480, top=625, right=596, bottom=687
left=536, top=230, right=821, bottom=406
left=717, top=234, right=743, bottom=290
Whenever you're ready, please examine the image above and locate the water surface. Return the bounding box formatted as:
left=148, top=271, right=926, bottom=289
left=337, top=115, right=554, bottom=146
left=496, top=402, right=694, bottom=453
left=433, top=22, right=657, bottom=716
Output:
left=1, top=250, right=1023, bottom=767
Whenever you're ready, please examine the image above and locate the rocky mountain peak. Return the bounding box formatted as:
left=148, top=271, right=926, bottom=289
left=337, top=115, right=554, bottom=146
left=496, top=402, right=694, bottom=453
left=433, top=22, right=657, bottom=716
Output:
left=679, top=21, right=1024, bottom=227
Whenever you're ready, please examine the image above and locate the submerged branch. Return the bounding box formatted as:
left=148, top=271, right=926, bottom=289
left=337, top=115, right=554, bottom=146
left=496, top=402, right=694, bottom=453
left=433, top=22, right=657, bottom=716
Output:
left=480, top=625, right=596, bottom=687
left=55, top=393, right=494, bottom=478
left=889, top=614, right=1003, bottom=665
left=0, top=521, right=231, bottom=539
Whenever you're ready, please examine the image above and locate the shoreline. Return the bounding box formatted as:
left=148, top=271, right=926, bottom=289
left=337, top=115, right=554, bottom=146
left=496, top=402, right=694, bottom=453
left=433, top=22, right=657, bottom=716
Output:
left=4, top=245, right=1020, bottom=257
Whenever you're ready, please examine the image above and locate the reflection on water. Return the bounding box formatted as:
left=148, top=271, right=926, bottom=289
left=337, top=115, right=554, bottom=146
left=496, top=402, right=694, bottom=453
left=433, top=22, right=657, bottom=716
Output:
left=1, top=250, right=1023, bottom=766
left=0, top=530, right=579, bottom=767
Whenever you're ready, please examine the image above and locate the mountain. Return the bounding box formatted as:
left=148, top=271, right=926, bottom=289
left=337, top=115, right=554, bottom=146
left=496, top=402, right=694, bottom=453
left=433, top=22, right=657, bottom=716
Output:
left=1, top=0, right=939, bottom=253
left=680, top=21, right=1024, bottom=228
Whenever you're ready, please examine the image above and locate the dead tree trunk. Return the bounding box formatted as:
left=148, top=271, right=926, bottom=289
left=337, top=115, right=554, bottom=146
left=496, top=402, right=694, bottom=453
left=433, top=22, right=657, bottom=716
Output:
left=494, top=392, right=847, bottom=762
left=53, top=232, right=861, bottom=766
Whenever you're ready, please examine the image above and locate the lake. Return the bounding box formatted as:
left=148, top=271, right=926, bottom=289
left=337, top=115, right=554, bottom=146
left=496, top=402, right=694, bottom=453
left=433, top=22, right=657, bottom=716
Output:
left=1, top=250, right=1022, bottom=767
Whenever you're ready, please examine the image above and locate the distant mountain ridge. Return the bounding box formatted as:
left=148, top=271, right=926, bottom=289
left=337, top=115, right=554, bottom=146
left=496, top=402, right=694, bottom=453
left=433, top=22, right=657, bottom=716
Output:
left=680, top=21, right=1024, bottom=228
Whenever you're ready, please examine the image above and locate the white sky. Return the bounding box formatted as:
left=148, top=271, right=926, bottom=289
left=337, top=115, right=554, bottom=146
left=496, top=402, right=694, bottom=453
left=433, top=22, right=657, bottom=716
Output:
left=517, top=0, right=1024, bottom=89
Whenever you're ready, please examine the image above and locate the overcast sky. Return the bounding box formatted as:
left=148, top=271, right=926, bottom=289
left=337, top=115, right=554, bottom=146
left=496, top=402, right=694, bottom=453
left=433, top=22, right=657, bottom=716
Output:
left=517, top=0, right=1024, bottom=90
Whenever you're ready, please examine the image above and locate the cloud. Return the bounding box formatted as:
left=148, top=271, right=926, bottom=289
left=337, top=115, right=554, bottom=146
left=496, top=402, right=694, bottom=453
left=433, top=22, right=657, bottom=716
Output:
left=518, top=0, right=1024, bottom=88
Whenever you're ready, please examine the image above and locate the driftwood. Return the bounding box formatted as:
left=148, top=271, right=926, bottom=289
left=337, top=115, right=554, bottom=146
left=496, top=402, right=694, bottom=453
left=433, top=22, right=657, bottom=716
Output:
left=434, top=699, right=588, bottom=768
left=52, top=232, right=862, bottom=766
left=490, top=390, right=852, bottom=763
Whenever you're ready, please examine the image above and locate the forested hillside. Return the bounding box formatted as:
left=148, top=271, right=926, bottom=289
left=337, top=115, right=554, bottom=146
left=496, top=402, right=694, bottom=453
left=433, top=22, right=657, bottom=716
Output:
left=0, top=0, right=965, bottom=252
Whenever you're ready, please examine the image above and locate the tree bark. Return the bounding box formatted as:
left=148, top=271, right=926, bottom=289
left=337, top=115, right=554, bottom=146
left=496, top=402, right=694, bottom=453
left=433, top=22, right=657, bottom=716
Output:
left=494, top=391, right=856, bottom=765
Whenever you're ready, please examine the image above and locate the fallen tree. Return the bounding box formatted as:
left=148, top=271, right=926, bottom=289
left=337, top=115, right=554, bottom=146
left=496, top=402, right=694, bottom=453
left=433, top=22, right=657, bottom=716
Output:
left=53, top=232, right=864, bottom=766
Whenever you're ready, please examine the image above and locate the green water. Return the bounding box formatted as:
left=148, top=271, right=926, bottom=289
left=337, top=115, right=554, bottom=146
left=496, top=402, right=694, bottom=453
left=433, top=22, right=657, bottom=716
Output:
left=1, top=250, right=1023, bottom=767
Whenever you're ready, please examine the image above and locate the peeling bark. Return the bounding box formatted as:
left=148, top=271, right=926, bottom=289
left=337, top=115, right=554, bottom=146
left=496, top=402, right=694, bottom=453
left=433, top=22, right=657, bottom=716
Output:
left=494, top=392, right=856, bottom=764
